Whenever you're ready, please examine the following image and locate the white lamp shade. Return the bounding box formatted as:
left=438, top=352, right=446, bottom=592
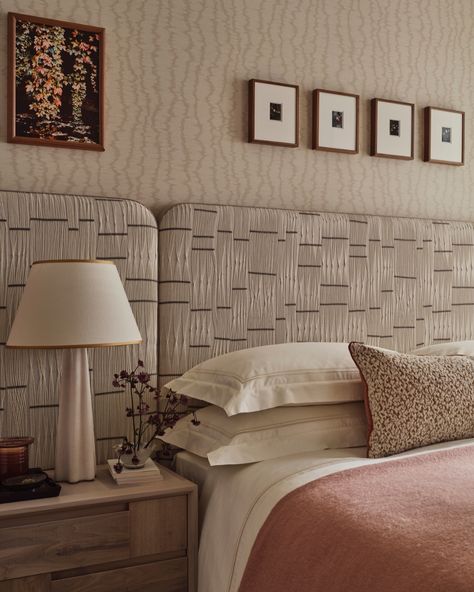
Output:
left=6, top=260, right=142, bottom=348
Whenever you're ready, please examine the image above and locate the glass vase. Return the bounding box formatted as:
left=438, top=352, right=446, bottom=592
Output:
left=120, top=446, right=152, bottom=469
left=0, top=437, right=34, bottom=480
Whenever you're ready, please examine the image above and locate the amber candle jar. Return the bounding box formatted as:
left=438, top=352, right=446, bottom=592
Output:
left=0, top=437, right=34, bottom=481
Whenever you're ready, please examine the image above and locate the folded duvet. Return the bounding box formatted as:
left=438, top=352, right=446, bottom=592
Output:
left=239, top=445, right=474, bottom=592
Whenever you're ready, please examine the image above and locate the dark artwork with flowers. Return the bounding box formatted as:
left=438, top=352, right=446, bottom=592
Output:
left=8, top=13, right=104, bottom=150
left=112, top=360, right=191, bottom=467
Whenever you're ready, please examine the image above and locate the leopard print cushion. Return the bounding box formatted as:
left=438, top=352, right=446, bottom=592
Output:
left=348, top=342, right=474, bottom=458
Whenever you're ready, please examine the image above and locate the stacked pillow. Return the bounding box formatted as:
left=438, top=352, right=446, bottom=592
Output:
left=160, top=342, right=368, bottom=465
left=411, top=340, right=474, bottom=357
left=160, top=339, right=474, bottom=465
left=161, top=403, right=367, bottom=466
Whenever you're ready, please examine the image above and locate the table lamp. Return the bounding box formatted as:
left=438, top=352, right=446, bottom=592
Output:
left=6, top=260, right=142, bottom=483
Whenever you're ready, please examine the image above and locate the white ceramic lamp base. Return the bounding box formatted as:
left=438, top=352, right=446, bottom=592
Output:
left=55, top=348, right=96, bottom=483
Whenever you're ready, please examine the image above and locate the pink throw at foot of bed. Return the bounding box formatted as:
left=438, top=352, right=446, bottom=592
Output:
left=239, top=445, right=474, bottom=592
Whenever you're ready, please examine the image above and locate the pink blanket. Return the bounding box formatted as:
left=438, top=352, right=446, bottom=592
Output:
left=239, top=445, right=474, bottom=592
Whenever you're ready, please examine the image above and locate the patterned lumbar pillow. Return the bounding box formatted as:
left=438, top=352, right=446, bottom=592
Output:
left=348, top=342, right=474, bottom=458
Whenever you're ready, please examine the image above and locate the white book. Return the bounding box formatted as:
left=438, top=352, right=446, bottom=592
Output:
left=108, top=460, right=162, bottom=477
left=107, top=458, right=163, bottom=484
left=108, top=472, right=162, bottom=484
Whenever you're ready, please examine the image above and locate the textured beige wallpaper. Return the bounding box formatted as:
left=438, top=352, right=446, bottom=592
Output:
left=0, top=0, right=473, bottom=220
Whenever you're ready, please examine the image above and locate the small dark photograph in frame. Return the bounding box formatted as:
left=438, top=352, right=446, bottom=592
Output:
left=424, top=106, right=464, bottom=165
left=370, top=98, right=414, bottom=160
left=389, top=119, right=400, bottom=137
left=332, top=111, right=344, bottom=129
left=270, top=102, right=282, bottom=121
left=249, top=79, right=299, bottom=147
left=8, top=12, right=105, bottom=151
left=441, top=127, right=452, bottom=143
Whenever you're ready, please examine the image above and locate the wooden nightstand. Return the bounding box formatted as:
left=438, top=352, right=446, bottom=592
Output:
left=0, top=464, right=197, bottom=592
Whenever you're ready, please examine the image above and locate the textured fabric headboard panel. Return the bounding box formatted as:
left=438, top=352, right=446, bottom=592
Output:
left=159, top=203, right=474, bottom=389
left=0, top=190, right=158, bottom=468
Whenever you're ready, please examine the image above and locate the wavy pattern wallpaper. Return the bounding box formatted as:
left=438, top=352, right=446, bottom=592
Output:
left=0, top=0, right=473, bottom=220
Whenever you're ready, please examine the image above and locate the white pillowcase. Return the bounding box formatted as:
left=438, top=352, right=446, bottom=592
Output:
left=412, top=341, right=474, bottom=357
left=159, top=402, right=367, bottom=466
left=164, top=342, right=363, bottom=416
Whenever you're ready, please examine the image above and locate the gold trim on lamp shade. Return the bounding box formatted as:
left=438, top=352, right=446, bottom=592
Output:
left=6, top=339, right=142, bottom=350
left=32, top=259, right=114, bottom=266
left=7, top=260, right=142, bottom=348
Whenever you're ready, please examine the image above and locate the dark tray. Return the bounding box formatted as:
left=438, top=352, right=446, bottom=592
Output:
left=0, top=468, right=61, bottom=504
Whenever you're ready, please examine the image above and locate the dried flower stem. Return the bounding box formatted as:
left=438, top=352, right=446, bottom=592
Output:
left=112, top=360, right=188, bottom=456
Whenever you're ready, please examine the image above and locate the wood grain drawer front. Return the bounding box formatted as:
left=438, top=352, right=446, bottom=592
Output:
left=130, top=497, right=187, bottom=557
left=51, top=557, right=187, bottom=592
left=0, top=574, right=51, bottom=592
left=0, top=511, right=130, bottom=581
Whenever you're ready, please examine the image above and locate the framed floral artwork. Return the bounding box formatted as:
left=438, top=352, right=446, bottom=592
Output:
left=371, top=98, right=414, bottom=160
left=248, top=79, right=299, bottom=147
left=424, top=107, right=464, bottom=165
left=313, top=89, right=359, bottom=154
left=8, top=13, right=105, bottom=151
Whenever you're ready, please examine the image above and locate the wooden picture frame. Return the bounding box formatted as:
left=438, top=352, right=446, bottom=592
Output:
left=313, top=89, right=359, bottom=154
left=424, top=106, right=465, bottom=166
left=8, top=12, right=105, bottom=151
left=248, top=79, right=299, bottom=147
left=371, top=98, right=414, bottom=160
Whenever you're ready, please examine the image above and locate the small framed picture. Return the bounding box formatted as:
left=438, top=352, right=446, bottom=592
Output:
left=312, top=89, right=359, bottom=154
left=8, top=12, right=105, bottom=151
left=371, top=98, right=414, bottom=160
left=424, top=107, right=465, bottom=165
left=248, top=79, right=299, bottom=147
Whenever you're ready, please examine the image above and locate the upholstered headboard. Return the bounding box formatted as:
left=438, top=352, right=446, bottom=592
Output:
left=159, top=203, right=474, bottom=392
left=0, top=190, right=158, bottom=468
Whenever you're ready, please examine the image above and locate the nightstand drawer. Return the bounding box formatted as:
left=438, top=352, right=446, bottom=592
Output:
left=130, top=496, right=187, bottom=556
left=51, top=557, right=187, bottom=592
left=0, top=466, right=197, bottom=592
left=0, top=511, right=130, bottom=581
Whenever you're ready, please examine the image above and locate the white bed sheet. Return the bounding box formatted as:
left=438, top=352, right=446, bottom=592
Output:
left=175, top=450, right=212, bottom=490
left=176, top=439, right=474, bottom=592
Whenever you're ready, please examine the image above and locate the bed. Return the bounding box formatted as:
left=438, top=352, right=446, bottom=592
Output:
left=2, top=193, right=473, bottom=589
left=158, top=203, right=474, bottom=592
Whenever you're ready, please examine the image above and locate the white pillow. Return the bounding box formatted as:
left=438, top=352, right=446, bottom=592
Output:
left=159, top=402, right=367, bottom=466
left=412, top=341, right=474, bottom=357
left=164, top=342, right=363, bottom=416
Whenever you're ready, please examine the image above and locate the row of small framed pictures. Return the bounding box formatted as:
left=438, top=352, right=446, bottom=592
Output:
left=248, top=79, right=465, bottom=166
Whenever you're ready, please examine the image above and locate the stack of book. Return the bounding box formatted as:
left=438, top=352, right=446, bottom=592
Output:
left=107, top=458, right=163, bottom=485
